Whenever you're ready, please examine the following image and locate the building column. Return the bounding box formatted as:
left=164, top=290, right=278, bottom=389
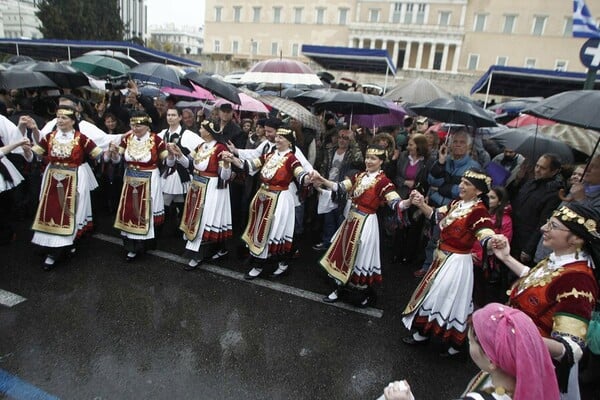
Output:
left=451, top=44, right=461, bottom=72
left=382, top=39, right=388, bottom=51
left=392, top=41, right=400, bottom=69
left=427, top=42, right=436, bottom=70
left=358, top=37, right=365, bottom=48
left=370, top=39, right=376, bottom=49
left=441, top=43, right=449, bottom=71
left=415, top=41, right=424, bottom=70
left=403, top=41, right=412, bottom=69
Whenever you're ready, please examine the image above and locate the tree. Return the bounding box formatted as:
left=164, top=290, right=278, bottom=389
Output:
left=36, top=0, right=125, bottom=41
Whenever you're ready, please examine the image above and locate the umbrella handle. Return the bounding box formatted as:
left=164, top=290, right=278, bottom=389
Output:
left=558, top=188, right=573, bottom=203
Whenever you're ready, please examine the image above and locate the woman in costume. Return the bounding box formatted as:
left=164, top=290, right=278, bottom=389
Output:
left=0, top=136, right=29, bottom=244
left=178, top=120, right=233, bottom=270
left=312, top=144, right=402, bottom=308
left=25, top=105, right=103, bottom=270
left=490, top=203, right=599, bottom=400
left=381, top=303, right=560, bottom=400
left=104, top=111, right=167, bottom=262
left=401, top=168, right=496, bottom=356
left=222, top=127, right=310, bottom=280
left=158, top=107, right=202, bottom=223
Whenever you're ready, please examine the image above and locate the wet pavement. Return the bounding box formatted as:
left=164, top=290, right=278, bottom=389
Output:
left=0, top=215, right=478, bottom=399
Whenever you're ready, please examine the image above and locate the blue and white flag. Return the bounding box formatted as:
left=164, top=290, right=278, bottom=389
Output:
left=574, top=0, right=600, bottom=38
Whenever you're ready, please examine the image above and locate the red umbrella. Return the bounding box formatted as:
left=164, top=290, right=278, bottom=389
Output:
left=506, top=114, right=556, bottom=128
left=240, top=58, right=322, bottom=86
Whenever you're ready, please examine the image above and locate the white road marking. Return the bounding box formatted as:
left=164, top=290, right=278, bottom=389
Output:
left=0, top=289, right=26, bottom=307
left=93, top=233, right=383, bottom=318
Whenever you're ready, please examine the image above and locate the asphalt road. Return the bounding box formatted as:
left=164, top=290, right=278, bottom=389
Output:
left=0, top=213, right=486, bottom=399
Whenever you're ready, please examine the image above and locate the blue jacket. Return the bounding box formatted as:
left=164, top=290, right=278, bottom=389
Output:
left=428, top=155, right=480, bottom=206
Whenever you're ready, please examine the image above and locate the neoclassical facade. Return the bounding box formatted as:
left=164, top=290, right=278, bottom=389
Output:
left=203, top=0, right=594, bottom=77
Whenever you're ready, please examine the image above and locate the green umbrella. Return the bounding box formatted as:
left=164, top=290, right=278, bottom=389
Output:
left=71, top=55, right=130, bottom=78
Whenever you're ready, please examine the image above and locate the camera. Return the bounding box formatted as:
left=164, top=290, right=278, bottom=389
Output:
left=106, top=75, right=129, bottom=90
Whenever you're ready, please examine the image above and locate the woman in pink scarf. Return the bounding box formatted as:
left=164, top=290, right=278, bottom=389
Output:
left=381, top=303, right=559, bottom=400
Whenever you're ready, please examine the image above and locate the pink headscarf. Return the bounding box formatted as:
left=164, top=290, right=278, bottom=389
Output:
left=472, top=303, right=559, bottom=400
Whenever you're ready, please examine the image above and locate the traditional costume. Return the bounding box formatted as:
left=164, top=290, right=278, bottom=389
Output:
left=111, top=113, right=167, bottom=260
left=158, top=124, right=202, bottom=206
left=507, top=204, right=599, bottom=400
left=0, top=137, right=25, bottom=244
left=30, top=107, right=102, bottom=266
left=321, top=146, right=401, bottom=307
left=242, top=128, right=308, bottom=279
left=402, top=170, right=495, bottom=348
left=180, top=121, right=233, bottom=262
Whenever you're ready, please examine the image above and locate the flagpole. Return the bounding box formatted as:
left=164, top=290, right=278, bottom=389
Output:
left=584, top=68, right=598, bottom=89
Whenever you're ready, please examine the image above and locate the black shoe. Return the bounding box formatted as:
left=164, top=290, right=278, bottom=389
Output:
left=184, top=259, right=201, bottom=271
left=322, top=290, right=339, bottom=303
left=42, top=256, right=56, bottom=271
left=211, top=249, right=229, bottom=260
left=439, top=349, right=463, bottom=358
left=401, top=335, right=429, bottom=346
left=125, top=252, right=137, bottom=262
left=270, top=262, right=288, bottom=277
left=244, top=267, right=262, bottom=280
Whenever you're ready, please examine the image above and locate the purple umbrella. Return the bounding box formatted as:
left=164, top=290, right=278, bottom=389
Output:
left=352, top=101, right=407, bottom=129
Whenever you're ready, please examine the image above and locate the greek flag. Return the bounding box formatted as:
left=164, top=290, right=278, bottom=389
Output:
left=573, top=0, right=600, bottom=38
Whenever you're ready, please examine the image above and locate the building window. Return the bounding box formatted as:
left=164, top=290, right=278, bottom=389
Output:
left=392, top=3, right=402, bottom=23
left=253, top=7, right=261, bottom=23
left=404, top=4, right=413, bottom=24
left=416, top=4, right=426, bottom=24
left=564, top=17, right=573, bottom=36
left=215, top=7, right=222, bottom=22
left=338, top=8, right=349, bottom=25
left=474, top=14, right=487, bottom=32
left=503, top=14, right=517, bottom=34
left=496, top=56, right=508, bottom=66
left=316, top=8, right=325, bottom=24
left=439, top=11, right=451, bottom=26
left=532, top=16, right=547, bottom=36
left=273, top=7, right=282, bottom=23
left=555, top=60, right=568, bottom=71
left=369, top=9, right=380, bottom=23
left=271, top=42, right=279, bottom=56
left=214, top=40, right=221, bottom=53
left=291, top=43, right=299, bottom=57
left=233, top=6, right=242, bottom=23
left=294, top=7, right=303, bottom=24
left=467, top=54, right=479, bottom=70
left=251, top=41, right=258, bottom=55
left=232, top=41, right=239, bottom=54
left=525, top=58, right=536, bottom=68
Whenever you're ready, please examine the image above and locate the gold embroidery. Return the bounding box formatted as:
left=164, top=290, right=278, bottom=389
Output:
left=553, top=314, right=589, bottom=341
left=556, top=288, right=595, bottom=303
left=475, top=228, right=495, bottom=240
left=516, top=260, right=561, bottom=291
left=261, top=153, right=287, bottom=180
left=126, top=135, right=154, bottom=161
left=194, top=145, right=217, bottom=164
left=352, top=171, right=380, bottom=198
left=50, top=133, right=77, bottom=158
left=440, top=201, right=477, bottom=229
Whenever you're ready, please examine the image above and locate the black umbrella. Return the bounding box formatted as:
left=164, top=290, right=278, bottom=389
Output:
left=0, top=70, right=58, bottom=90
left=489, top=127, right=574, bottom=164
left=11, top=61, right=90, bottom=88
left=524, top=90, right=600, bottom=131
left=409, top=97, right=497, bottom=128
left=129, top=62, right=185, bottom=88
left=184, top=71, right=241, bottom=104
left=6, top=55, right=35, bottom=65
left=313, top=91, right=389, bottom=115
left=292, top=88, right=342, bottom=106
